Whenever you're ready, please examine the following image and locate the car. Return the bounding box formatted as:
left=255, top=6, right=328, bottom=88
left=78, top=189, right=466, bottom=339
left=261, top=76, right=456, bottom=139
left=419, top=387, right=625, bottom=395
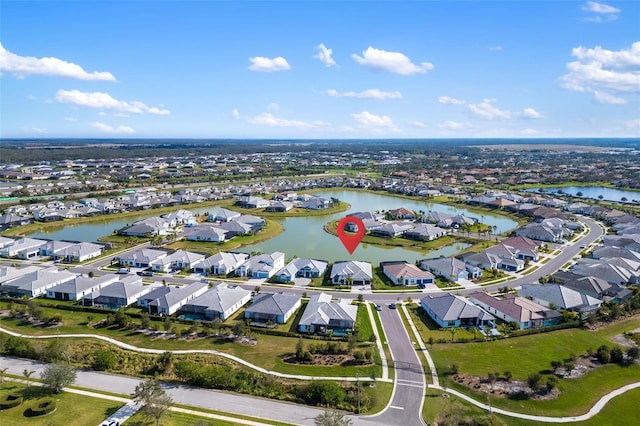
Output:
left=389, top=303, right=397, bottom=309
left=375, top=304, right=382, bottom=311
left=417, top=283, right=426, bottom=289
left=137, top=270, right=153, bottom=276
left=116, top=268, right=130, bottom=274
left=579, top=245, right=586, bottom=249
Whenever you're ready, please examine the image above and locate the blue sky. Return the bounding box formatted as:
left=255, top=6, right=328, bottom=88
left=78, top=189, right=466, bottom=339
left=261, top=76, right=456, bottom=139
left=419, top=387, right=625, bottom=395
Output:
left=1, top=0, right=639, bottom=139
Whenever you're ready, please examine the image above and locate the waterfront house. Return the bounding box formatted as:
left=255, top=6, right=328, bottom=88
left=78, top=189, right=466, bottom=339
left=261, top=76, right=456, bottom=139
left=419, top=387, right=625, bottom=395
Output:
left=237, top=252, right=285, bottom=279
left=275, top=258, right=328, bottom=282
left=82, top=276, right=154, bottom=309
left=138, top=281, right=209, bottom=315
left=207, top=207, right=241, bottom=223
left=194, top=252, right=249, bottom=275
left=381, top=261, right=435, bottom=286
left=298, top=292, right=357, bottom=335
left=0, top=237, right=47, bottom=259
left=330, top=261, right=373, bottom=286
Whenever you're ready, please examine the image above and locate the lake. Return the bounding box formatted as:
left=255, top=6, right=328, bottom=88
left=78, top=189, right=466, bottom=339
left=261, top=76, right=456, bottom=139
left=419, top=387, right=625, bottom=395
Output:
left=528, top=186, right=640, bottom=203
left=30, top=189, right=519, bottom=264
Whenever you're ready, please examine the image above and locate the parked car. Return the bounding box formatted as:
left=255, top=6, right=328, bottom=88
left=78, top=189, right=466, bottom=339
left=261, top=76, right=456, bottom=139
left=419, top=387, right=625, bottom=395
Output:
left=137, top=270, right=153, bottom=276
left=389, top=303, right=397, bottom=309
left=116, top=268, right=130, bottom=274
left=375, top=304, right=382, bottom=311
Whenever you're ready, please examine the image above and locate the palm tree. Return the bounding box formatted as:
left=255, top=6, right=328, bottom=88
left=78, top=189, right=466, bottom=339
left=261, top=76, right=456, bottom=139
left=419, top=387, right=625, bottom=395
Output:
left=0, top=367, right=8, bottom=384
left=468, top=326, right=479, bottom=341
left=23, top=369, right=35, bottom=387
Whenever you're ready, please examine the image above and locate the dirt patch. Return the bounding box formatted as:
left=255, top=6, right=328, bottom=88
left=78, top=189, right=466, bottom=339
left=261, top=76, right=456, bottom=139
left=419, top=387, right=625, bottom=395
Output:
left=282, top=353, right=372, bottom=367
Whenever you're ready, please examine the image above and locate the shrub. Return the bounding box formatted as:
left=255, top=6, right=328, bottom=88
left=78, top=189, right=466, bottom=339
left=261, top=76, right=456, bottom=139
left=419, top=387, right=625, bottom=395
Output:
left=92, top=349, right=117, bottom=371
left=27, top=399, right=56, bottom=416
left=610, top=346, right=624, bottom=364
left=0, top=394, right=23, bottom=409
left=597, top=345, right=611, bottom=364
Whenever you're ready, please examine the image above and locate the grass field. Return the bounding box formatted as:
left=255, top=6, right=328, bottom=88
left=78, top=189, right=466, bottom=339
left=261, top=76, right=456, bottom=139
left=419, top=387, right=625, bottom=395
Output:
left=0, top=382, right=123, bottom=426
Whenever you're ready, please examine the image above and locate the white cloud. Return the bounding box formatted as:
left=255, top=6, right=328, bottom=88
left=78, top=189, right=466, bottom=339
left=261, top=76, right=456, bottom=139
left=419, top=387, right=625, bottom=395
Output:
left=90, top=121, right=135, bottom=134
left=232, top=109, right=240, bottom=119
left=247, top=112, right=329, bottom=130
left=594, top=91, right=627, bottom=104
left=248, top=56, right=291, bottom=72
left=267, top=102, right=280, bottom=111
left=351, top=46, right=434, bottom=75
left=327, top=89, right=402, bottom=100
left=521, top=108, right=543, bottom=119
left=0, top=42, right=115, bottom=81
left=489, top=46, right=503, bottom=51
left=468, top=99, right=511, bottom=119
left=26, top=94, right=36, bottom=100
left=439, top=120, right=466, bottom=130
left=560, top=42, right=640, bottom=100
left=624, top=118, right=640, bottom=129
left=63, top=117, right=77, bottom=122
left=438, top=96, right=466, bottom=105
left=314, top=43, right=336, bottom=67
left=56, top=89, right=170, bottom=115
left=582, top=2, right=620, bottom=22
left=409, top=121, right=428, bottom=128
left=351, top=111, right=394, bottom=127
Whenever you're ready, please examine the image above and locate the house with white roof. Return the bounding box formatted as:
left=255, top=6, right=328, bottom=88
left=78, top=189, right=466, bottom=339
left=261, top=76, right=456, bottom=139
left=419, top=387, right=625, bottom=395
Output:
left=152, top=249, right=205, bottom=272
left=275, top=258, right=328, bottom=282
left=420, top=257, right=481, bottom=282
left=381, top=261, right=435, bottom=286
left=186, top=225, right=228, bottom=242
left=207, top=207, right=241, bottom=223
left=0, top=237, right=47, bottom=259
left=330, top=261, right=373, bottom=286
left=138, top=281, right=209, bottom=315
left=119, top=248, right=167, bottom=268
left=47, top=273, right=120, bottom=301
left=179, top=282, right=252, bottom=320
left=298, top=292, right=358, bottom=335
left=0, top=266, right=77, bottom=297
left=237, top=252, right=285, bottom=278
left=193, top=252, right=249, bottom=275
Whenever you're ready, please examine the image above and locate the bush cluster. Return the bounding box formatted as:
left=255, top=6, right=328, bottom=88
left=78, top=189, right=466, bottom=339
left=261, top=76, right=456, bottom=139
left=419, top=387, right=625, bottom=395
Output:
left=0, top=393, right=23, bottom=409
left=28, top=399, right=56, bottom=416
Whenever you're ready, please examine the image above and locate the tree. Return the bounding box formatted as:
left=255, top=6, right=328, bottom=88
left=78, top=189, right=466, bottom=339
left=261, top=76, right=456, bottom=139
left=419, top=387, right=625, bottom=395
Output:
left=314, top=410, right=353, bottom=426
left=527, top=373, right=542, bottom=392
left=627, top=346, right=639, bottom=362
left=0, top=367, right=7, bottom=384
left=133, top=379, right=173, bottom=426
left=40, top=362, right=76, bottom=393
left=23, top=369, right=35, bottom=387
left=92, top=349, right=117, bottom=371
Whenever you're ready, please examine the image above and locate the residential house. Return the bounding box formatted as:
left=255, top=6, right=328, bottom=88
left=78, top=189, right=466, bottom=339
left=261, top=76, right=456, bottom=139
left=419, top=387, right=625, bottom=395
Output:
left=216, top=220, right=253, bottom=237
left=404, top=224, right=447, bottom=241
left=469, top=291, right=562, bottom=329
left=300, top=196, right=333, bottom=210
left=370, top=222, right=415, bottom=238
left=330, top=261, right=373, bottom=286
left=571, top=259, right=638, bottom=286
left=237, top=252, right=286, bottom=278
left=186, top=225, right=228, bottom=242
left=0, top=265, right=43, bottom=286
left=119, top=248, right=167, bottom=268
left=162, top=209, right=197, bottom=226
left=298, top=292, right=358, bottom=335
left=244, top=292, right=302, bottom=325
left=0, top=237, right=47, bottom=259
left=265, top=201, right=293, bottom=212
left=207, top=207, right=241, bottom=223
left=275, top=258, right=328, bottom=282
left=518, top=283, right=602, bottom=315
left=387, top=207, right=416, bottom=220
left=118, top=217, right=171, bottom=236
left=138, top=281, right=209, bottom=315
left=500, top=236, right=540, bottom=261
left=82, top=276, right=155, bottom=309
left=419, top=257, right=481, bottom=282
left=0, top=236, right=16, bottom=249
left=178, top=282, right=252, bottom=320
left=381, top=261, right=435, bottom=286
left=153, top=249, right=205, bottom=272
left=45, top=241, right=104, bottom=262
left=233, top=214, right=266, bottom=232
left=420, top=293, right=495, bottom=329
left=236, top=196, right=269, bottom=209
left=0, top=214, right=33, bottom=231
left=194, top=252, right=249, bottom=275
left=514, top=222, right=567, bottom=243
left=0, top=266, right=77, bottom=297
left=47, top=273, right=119, bottom=301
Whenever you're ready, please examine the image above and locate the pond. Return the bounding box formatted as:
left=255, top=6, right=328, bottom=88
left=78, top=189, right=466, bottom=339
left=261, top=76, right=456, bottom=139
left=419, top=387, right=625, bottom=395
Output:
left=29, top=189, right=519, bottom=264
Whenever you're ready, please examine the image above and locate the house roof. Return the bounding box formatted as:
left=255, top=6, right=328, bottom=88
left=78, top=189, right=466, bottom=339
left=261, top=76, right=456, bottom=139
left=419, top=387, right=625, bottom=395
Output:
left=50, top=273, right=119, bottom=294
left=330, top=261, right=373, bottom=280
left=518, top=284, right=602, bottom=310
left=2, top=266, right=76, bottom=293
left=148, top=281, right=209, bottom=309
left=382, top=262, right=434, bottom=279
left=298, top=292, right=357, bottom=327
left=278, top=258, right=328, bottom=277
left=185, top=282, right=251, bottom=313
left=245, top=292, right=301, bottom=316
left=469, top=291, right=555, bottom=322
left=420, top=293, right=494, bottom=322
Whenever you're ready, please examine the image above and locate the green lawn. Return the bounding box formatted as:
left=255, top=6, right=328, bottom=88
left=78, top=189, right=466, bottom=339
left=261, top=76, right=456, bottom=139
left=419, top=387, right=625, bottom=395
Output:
left=0, top=382, right=123, bottom=426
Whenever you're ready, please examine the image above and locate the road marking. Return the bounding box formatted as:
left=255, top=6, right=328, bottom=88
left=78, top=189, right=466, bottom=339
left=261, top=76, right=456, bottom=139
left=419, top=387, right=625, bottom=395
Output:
left=398, top=379, right=423, bottom=385
left=397, top=382, right=424, bottom=389
left=389, top=405, right=404, bottom=410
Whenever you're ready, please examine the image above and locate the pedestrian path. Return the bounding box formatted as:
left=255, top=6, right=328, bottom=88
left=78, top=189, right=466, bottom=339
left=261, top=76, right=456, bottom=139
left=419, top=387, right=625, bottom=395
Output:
left=99, top=401, right=140, bottom=426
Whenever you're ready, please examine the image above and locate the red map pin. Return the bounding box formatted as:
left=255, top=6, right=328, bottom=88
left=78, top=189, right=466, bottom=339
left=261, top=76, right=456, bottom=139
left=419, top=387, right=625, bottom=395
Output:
left=336, top=216, right=366, bottom=255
